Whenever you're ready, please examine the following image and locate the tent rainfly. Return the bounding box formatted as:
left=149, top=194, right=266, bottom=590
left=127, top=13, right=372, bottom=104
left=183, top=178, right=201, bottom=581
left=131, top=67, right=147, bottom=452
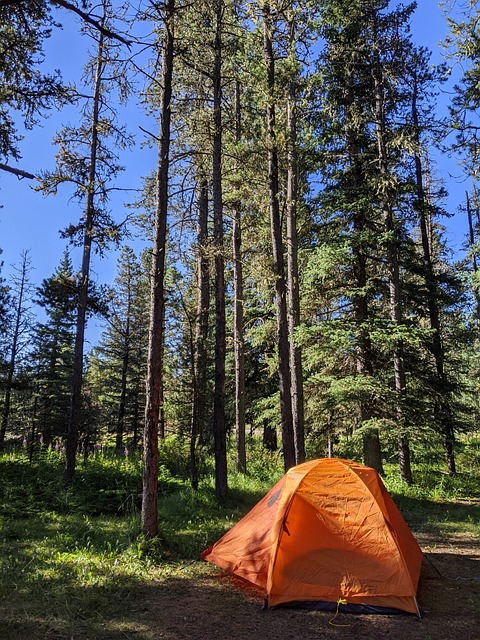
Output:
left=201, top=458, right=423, bottom=615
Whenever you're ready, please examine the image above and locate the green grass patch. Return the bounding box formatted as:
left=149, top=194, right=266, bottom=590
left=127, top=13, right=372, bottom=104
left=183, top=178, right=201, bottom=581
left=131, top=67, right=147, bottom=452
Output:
left=0, top=447, right=478, bottom=639
left=383, top=463, right=480, bottom=538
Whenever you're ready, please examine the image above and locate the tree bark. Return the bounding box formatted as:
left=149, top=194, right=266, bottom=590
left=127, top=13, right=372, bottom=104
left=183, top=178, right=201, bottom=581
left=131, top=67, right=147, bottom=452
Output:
left=286, top=17, right=305, bottom=465
left=233, top=79, right=246, bottom=474
left=142, top=0, right=175, bottom=538
left=0, top=251, right=30, bottom=450
left=262, top=1, right=295, bottom=472
left=190, top=178, right=210, bottom=490
left=63, top=25, right=105, bottom=484
left=411, top=74, right=456, bottom=474
left=212, top=0, right=228, bottom=500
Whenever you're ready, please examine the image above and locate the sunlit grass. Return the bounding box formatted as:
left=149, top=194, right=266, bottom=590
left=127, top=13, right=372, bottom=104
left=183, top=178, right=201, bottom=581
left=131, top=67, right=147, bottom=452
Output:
left=0, top=442, right=479, bottom=639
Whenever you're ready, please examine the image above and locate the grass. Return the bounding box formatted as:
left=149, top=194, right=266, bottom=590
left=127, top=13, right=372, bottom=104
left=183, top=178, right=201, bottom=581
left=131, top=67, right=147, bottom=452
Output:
left=0, top=446, right=278, bottom=638
left=383, top=462, right=480, bottom=538
left=0, top=444, right=479, bottom=639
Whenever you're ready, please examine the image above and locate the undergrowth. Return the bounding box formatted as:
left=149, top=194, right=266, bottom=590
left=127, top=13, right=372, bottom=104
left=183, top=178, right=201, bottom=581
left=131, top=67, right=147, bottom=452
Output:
left=0, top=444, right=478, bottom=638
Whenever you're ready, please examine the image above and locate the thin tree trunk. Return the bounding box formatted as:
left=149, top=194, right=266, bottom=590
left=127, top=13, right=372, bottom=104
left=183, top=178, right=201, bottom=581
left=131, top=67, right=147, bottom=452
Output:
left=411, top=77, right=456, bottom=475
left=343, top=63, right=378, bottom=470
left=262, top=1, right=295, bottom=471
left=142, top=0, right=175, bottom=538
left=467, top=192, right=480, bottom=337
left=132, top=365, right=142, bottom=450
left=190, top=178, right=209, bottom=490
left=63, top=24, right=105, bottom=484
left=371, top=10, right=409, bottom=476
left=0, top=252, right=29, bottom=450
left=116, top=317, right=130, bottom=453
left=326, top=411, right=334, bottom=458
left=286, top=16, right=305, bottom=465
left=29, top=384, right=38, bottom=463
left=212, top=0, right=228, bottom=500
left=233, top=79, right=246, bottom=474
left=372, top=20, right=404, bottom=480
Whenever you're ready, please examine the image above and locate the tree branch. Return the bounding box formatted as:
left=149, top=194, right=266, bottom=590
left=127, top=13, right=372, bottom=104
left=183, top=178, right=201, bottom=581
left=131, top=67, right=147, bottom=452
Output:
left=0, top=163, right=35, bottom=180
left=51, top=0, right=132, bottom=47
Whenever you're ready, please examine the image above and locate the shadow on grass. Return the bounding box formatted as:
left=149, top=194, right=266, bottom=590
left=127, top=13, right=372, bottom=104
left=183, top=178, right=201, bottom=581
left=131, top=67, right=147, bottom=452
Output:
left=0, top=454, right=184, bottom=518
left=2, top=549, right=479, bottom=640
left=388, top=491, right=480, bottom=536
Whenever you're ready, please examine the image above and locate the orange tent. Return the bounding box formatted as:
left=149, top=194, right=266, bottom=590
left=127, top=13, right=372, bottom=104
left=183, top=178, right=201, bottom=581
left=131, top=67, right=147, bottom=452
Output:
left=201, top=458, right=422, bottom=615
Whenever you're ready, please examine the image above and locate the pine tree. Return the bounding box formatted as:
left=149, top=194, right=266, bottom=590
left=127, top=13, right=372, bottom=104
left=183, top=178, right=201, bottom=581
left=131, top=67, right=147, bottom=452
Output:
left=88, top=246, right=148, bottom=452
left=190, top=180, right=210, bottom=489
left=261, top=0, right=295, bottom=471
left=284, top=3, right=308, bottom=465
left=211, top=0, right=228, bottom=500
left=32, top=250, right=76, bottom=448
left=231, top=77, right=247, bottom=474
left=405, top=45, right=458, bottom=475
left=444, top=0, right=480, bottom=179
left=307, top=0, right=447, bottom=475
left=142, top=0, right=175, bottom=538
left=0, top=0, right=65, bottom=177
left=37, top=0, right=132, bottom=483
left=0, top=250, right=34, bottom=449
left=0, top=250, right=10, bottom=369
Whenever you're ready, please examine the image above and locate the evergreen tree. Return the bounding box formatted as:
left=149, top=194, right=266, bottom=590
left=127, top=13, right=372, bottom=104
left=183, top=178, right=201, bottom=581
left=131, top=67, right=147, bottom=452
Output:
left=211, top=0, right=228, bottom=500
left=88, top=246, right=148, bottom=451
left=32, top=250, right=76, bottom=448
left=37, top=0, right=133, bottom=483
left=0, top=250, right=10, bottom=367
left=444, top=0, right=480, bottom=179
left=0, top=250, right=34, bottom=449
left=261, top=0, right=295, bottom=471
left=0, top=0, right=65, bottom=177
left=305, top=0, right=454, bottom=475
left=142, top=0, right=175, bottom=538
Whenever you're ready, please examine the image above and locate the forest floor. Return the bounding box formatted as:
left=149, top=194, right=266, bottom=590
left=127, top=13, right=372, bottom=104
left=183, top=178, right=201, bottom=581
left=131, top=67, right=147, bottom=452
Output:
left=1, top=455, right=479, bottom=640
left=2, top=526, right=479, bottom=640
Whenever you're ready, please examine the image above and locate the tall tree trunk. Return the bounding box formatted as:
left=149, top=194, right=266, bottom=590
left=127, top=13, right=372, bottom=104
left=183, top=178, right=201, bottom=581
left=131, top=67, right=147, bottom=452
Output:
left=190, top=178, right=210, bottom=490
left=342, top=62, right=378, bottom=471
left=467, top=192, right=480, bottom=337
left=158, top=334, right=166, bottom=442
left=286, top=16, right=305, bottom=465
left=212, top=0, right=228, bottom=500
left=29, top=380, right=39, bottom=463
left=63, top=23, right=105, bottom=484
left=233, top=79, right=246, bottom=474
left=262, top=1, right=295, bottom=471
left=371, top=18, right=405, bottom=480
left=116, top=317, right=130, bottom=453
left=132, top=366, right=142, bottom=450
left=411, top=75, right=456, bottom=474
left=0, top=251, right=29, bottom=450
left=263, top=419, right=277, bottom=451
left=142, top=0, right=175, bottom=538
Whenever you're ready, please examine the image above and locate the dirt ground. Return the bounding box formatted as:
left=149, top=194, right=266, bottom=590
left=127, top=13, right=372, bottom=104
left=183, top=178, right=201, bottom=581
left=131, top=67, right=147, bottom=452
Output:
left=2, top=532, right=478, bottom=640
left=50, top=533, right=479, bottom=640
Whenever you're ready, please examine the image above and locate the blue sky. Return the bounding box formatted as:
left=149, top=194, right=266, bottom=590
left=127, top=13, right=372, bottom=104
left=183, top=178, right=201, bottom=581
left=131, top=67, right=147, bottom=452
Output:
left=0, top=0, right=471, bottom=342
left=0, top=4, right=156, bottom=341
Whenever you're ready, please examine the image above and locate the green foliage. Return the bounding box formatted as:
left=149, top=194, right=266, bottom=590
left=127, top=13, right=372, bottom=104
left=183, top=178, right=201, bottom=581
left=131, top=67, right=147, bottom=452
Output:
left=0, top=0, right=67, bottom=163
left=1, top=449, right=154, bottom=518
